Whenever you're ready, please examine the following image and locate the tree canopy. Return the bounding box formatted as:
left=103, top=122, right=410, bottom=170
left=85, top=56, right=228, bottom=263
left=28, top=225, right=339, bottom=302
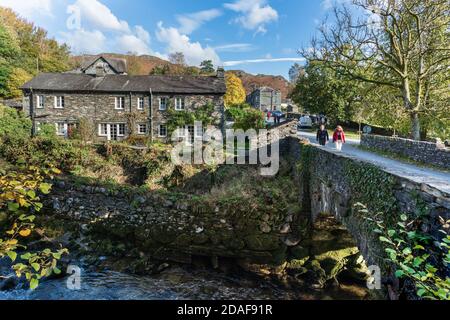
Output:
left=0, top=7, right=72, bottom=99
left=224, top=73, right=246, bottom=108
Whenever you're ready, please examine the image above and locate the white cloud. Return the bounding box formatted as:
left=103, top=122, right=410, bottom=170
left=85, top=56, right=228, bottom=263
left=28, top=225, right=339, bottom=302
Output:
left=224, top=0, right=278, bottom=34
left=156, top=22, right=221, bottom=66
left=71, top=0, right=130, bottom=32
left=214, top=43, right=255, bottom=52
left=59, top=29, right=107, bottom=54
left=223, top=57, right=305, bottom=67
left=0, top=0, right=54, bottom=19
left=176, top=9, right=222, bottom=34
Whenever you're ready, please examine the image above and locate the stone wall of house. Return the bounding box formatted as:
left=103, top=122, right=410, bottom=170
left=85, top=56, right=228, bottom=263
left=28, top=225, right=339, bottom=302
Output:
left=361, top=134, right=450, bottom=170
left=25, top=91, right=224, bottom=141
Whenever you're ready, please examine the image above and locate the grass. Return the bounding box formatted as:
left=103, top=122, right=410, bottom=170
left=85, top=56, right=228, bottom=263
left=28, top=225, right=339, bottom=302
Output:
left=357, top=145, right=450, bottom=173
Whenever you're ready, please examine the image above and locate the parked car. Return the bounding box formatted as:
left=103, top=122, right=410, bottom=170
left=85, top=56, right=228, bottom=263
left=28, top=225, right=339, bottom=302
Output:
left=298, top=115, right=313, bottom=129
left=272, top=110, right=285, bottom=118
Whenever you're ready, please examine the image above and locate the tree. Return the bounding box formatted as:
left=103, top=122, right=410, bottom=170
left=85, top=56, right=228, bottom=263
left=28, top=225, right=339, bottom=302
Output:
left=200, top=60, right=215, bottom=74
left=0, top=105, right=31, bottom=139
left=168, top=52, right=186, bottom=66
left=150, top=64, right=171, bottom=75
left=288, top=63, right=304, bottom=83
left=290, top=60, right=364, bottom=124
left=224, top=73, right=246, bottom=108
left=0, top=7, right=72, bottom=98
left=227, top=104, right=266, bottom=131
left=302, top=0, right=450, bottom=140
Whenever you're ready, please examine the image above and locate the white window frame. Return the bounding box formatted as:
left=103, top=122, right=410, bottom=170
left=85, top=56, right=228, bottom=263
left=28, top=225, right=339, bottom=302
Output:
left=159, top=97, right=168, bottom=111
left=98, top=123, right=108, bottom=137
left=54, top=96, right=64, bottom=109
left=115, top=97, right=125, bottom=110
left=137, top=97, right=144, bottom=110
left=175, top=97, right=185, bottom=111
left=137, top=123, right=147, bottom=135
left=37, top=95, right=44, bottom=109
left=55, top=122, right=67, bottom=136
left=117, top=123, right=126, bottom=137
left=158, top=125, right=167, bottom=138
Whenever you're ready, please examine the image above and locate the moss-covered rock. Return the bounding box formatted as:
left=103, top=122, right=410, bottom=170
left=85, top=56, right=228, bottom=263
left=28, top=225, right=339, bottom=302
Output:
left=245, top=234, right=281, bottom=251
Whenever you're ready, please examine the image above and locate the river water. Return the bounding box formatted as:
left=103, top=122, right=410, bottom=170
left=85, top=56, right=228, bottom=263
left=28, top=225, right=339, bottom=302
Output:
left=0, top=259, right=372, bottom=300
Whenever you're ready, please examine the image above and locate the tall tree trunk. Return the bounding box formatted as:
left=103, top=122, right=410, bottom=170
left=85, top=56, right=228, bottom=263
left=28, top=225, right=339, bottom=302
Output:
left=411, top=112, right=421, bottom=141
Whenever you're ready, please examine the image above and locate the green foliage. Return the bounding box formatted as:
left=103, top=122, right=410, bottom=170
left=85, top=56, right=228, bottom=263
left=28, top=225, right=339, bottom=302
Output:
left=356, top=203, right=450, bottom=300
left=227, top=103, right=266, bottom=131
left=0, top=105, right=32, bottom=139
left=166, top=102, right=216, bottom=134
left=150, top=64, right=171, bottom=75
left=0, top=166, right=68, bottom=290
left=200, top=60, right=215, bottom=74
left=0, top=7, right=72, bottom=98
left=37, top=123, right=57, bottom=139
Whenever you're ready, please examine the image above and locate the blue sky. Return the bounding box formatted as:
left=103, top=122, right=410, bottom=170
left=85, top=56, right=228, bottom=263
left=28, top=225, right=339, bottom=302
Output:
left=0, top=0, right=335, bottom=79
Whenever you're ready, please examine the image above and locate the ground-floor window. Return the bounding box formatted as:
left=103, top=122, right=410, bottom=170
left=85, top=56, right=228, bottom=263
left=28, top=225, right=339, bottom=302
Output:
left=137, top=124, right=147, bottom=135
left=98, top=123, right=127, bottom=141
left=55, top=122, right=67, bottom=136
left=158, top=125, right=167, bottom=137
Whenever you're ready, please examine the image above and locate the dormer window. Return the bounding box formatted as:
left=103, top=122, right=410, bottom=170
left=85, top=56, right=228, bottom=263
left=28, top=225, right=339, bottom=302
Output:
left=115, top=97, right=125, bottom=110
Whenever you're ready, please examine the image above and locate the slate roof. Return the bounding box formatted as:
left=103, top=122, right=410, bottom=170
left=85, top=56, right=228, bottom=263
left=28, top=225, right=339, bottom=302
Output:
left=21, top=73, right=227, bottom=94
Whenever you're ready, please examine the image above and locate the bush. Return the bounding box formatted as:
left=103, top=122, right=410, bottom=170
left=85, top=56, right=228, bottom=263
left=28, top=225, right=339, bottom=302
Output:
left=0, top=104, right=31, bottom=139
left=227, top=104, right=266, bottom=131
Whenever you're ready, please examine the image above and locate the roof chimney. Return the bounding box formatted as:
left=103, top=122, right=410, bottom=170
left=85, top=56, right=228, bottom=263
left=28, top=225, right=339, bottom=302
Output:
left=216, top=67, right=225, bottom=79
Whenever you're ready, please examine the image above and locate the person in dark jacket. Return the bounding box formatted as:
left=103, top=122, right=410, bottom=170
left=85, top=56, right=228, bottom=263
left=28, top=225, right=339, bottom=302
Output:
left=316, top=125, right=329, bottom=146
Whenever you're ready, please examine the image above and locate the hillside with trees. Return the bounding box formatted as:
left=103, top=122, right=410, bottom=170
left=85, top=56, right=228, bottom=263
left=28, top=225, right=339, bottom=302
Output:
left=0, top=7, right=72, bottom=99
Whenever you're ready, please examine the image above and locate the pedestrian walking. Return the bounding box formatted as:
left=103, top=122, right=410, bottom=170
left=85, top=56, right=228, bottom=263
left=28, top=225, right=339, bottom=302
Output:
left=316, top=125, right=329, bottom=146
left=332, top=126, right=346, bottom=151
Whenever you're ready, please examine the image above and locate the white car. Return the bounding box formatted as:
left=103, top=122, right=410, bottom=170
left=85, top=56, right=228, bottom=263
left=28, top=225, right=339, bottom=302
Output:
left=298, top=116, right=313, bottom=129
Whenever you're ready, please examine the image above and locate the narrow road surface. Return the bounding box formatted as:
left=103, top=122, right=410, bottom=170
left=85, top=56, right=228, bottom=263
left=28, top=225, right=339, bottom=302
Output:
left=298, top=130, right=450, bottom=195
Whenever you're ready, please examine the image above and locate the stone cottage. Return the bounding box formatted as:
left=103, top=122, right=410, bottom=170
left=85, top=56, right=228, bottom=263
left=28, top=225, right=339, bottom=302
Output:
left=21, top=56, right=226, bottom=142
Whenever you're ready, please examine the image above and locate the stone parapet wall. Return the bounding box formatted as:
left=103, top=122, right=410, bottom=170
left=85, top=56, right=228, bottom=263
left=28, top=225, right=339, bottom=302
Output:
left=361, top=134, right=450, bottom=170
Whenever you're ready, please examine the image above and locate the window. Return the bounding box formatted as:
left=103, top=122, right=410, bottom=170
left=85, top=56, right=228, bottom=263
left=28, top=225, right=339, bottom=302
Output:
left=118, top=123, right=126, bottom=136
left=195, top=124, right=204, bottom=138
left=37, top=95, right=44, bottom=109
left=158, top=125, right=167, bottom=137
left=137, top=97, right=144, bottom=110
left=54, top=96, right=64, bottom=109
left=115, top=97, right=125, bottom=110
left=137, top=124, right=147, bottom=135
left=175, top=97, right=185, bottom=111
left=55, top=122, right=67, bottom=136
left=159, top=97, right=168, bottom=111
left=99, top=124, right=108, bottom=136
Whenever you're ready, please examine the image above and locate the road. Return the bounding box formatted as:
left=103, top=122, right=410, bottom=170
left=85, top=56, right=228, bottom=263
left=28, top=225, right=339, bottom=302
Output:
left=298, top=130, right=450, bottom=194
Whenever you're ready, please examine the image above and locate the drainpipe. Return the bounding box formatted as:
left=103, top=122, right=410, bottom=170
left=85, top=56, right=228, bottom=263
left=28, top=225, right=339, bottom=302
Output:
left=129, top=92, right=133, bottom=137
left=29, top=87, right=36, bottom=137
left=149, top=88, right=153, bottom=143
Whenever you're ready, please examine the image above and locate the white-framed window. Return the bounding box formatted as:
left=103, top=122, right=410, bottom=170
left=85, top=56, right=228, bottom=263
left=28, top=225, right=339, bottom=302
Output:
left=137, top=97, right=144, bottom=110
left=54, top=96, right=64, bottom=109
left=36, top=122, right=42, bottom=132
left=195, top=124, right=204, bottom=138
left=137, top=124, right=147, bottom=135
left=158, top=125, right=167, bottom=137
left=98, top=123, right=108, bottom=137
left=118, top=123, right=126, bottom=136
left=37, top=95, right=45, bottom=109
left=175, top=97, right=185, bottom=111
left=115, top=97, right=125, bottom=110
left=159, top=97, right=168, bottom=111
left=55, top=122, right=67, bottom=136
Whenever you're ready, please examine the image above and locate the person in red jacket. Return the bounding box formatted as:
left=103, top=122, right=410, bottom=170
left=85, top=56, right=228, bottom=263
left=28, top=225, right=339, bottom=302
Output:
left=332, top=126, right=346, bottom=151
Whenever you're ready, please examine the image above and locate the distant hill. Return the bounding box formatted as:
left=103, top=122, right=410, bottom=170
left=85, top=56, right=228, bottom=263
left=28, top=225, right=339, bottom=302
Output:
left=71, top=53, right=292, bottom=100
left=228, top=70, right=293, bottom=101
